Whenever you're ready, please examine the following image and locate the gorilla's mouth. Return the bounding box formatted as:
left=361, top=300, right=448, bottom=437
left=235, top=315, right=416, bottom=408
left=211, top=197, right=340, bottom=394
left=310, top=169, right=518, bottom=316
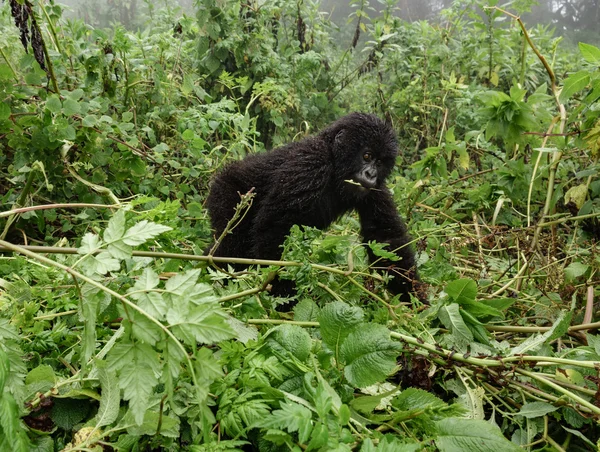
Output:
left=344, top=179, right=377, bottom=192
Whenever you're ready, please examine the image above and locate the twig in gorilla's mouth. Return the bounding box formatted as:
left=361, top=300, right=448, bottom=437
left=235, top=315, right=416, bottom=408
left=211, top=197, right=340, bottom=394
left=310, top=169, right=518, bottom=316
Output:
left=344, top=179, right=381, bottom=191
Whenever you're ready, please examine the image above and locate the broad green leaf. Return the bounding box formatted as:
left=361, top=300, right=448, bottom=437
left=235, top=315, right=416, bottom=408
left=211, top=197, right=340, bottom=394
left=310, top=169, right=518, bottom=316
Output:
left=25, top=365, right=56, bottom=386
left=579, top=42, right=600, bottom=65
left=565, top=262, right=589, bottom=281
left=122, top=220, right=171, bottom=246
left=340, top=323, right=400, bottom=388
left=125, top=410, right=180, bottom=437
left=82, top=115, right=97, bottom=127
left=318, top=301, right=364, bottom=352
left=438, top=303, right=473, bottom=346
left=517, top=401, right=558, bottom=418
left=271, top=324, right=312, bottom=361
left=62, top=98, right=81, bottom=116
left=559, top=70, right=590, bottom=103
left=51, top=398, right=90, bottom=430
left=45, top=95, right=62, bottom=113
left=96, top=366, right=120, bottom=427
left=446, top=278, right=477, bottom=303
left=435, top=418, right=521, bottom=452
left=393, top=388, right=446, bottom=411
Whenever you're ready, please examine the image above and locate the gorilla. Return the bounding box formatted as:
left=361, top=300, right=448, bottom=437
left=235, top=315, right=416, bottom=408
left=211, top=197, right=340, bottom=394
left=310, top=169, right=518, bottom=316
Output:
left=206, top=112, right=417, bottom=300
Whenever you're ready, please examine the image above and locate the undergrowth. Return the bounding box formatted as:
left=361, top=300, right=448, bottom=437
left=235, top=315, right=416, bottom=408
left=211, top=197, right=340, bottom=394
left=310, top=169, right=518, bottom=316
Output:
left=0, top=0, right=600, bottom=451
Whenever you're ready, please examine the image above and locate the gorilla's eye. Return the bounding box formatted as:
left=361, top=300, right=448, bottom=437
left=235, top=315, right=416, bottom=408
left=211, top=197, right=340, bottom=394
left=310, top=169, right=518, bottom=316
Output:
left=363, top=152, right=373, bottom=162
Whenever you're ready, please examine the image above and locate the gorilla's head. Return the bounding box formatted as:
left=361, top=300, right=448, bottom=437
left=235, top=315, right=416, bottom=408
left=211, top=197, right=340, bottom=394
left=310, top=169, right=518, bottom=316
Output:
left=323, top=113, right=398, bottom=198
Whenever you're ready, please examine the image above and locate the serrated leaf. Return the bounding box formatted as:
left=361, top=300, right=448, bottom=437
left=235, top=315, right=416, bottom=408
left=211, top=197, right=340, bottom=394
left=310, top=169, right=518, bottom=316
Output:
left=518, top=401, right=558, bottom=418
left=0, top=318, right=19, bottom=340
left=78, top=233, right=103, bottom=254
left=340, top=323, right=400, bottom=388
left=96, top=366, right=120, bottom=427
left=80, top=253, right=121, bottom=275
left=559, top=71, right=590, bottom=103
left=393, top=387, right=447, bottom=411
left=122, top=221, right=171, bottom=246
left=579, top=42, right=600, bottom=65
left=167, top=303, right=235, bottom=345
left=119, top=364, right=156, bottom=425
left=104, top=210, right=126, bottom=243
left=261, top=401, right=313, bottom=444
left=446, top=278, right=477, bottom=303
left=129, top=269, right=167, bottom=318
left=436, top=418, right=521, bottom=451
left=318, top=301, right=364, bottom=352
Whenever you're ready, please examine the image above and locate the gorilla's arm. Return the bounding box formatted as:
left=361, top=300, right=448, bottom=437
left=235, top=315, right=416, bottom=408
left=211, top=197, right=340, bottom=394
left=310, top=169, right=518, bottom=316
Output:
left=357, top=190, right=416, bottom=300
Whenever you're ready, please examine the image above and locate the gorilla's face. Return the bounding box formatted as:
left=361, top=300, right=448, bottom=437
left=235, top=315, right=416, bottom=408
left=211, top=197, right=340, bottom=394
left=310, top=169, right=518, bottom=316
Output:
left=329, top=113, right=398, bottom=198
left=344, top=145, right=396, bottom=197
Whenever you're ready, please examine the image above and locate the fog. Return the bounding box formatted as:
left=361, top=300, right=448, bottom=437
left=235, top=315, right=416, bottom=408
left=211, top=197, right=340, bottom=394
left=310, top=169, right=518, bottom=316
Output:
left=59, top=0, right=599, bottom=44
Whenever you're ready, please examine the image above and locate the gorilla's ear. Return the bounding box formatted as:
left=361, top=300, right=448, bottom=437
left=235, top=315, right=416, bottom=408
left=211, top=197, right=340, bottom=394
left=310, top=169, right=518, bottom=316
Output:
left=333, top=129, right=347, bottom=154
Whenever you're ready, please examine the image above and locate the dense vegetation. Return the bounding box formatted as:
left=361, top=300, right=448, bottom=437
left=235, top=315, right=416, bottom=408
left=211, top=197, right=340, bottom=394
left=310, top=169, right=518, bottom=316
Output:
left=1, top=0, right=599, bottom=450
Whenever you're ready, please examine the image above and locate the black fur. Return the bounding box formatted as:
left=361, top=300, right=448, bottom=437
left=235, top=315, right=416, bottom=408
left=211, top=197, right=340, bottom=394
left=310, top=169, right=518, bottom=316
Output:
left=206, top=113, right=417, bottom=299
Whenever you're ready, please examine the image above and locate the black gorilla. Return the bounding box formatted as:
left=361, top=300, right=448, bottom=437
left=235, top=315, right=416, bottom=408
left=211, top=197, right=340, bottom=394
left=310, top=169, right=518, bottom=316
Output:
left=206, top=112, right=417, bottom=300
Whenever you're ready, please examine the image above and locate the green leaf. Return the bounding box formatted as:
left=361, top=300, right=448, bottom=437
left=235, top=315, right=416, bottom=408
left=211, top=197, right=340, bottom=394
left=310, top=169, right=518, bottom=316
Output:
left=78, top=233, right=103, bottom=254
left=435, top=418, right=521, bottom=451
left=125, top=410, right=180, bottom=437
left=122, top=220, right=171, bottom=246
left=51, top=398, right=90, bottom=430
left=103, top=210, right=126, bottom=243
left=62, top=98, right=81, bottom=116
left=438, top=304, right=473, bottom=346
left=340, top=323, right=400, bottom=388
left=318, top=301, right=364, bottom=352
left=446, top=278, right=477, bottom=303
left=518, top=401, right=558, bottom=419
left=0, top=102, right=10, bottom=120
left=579, top=42, right=600, bottom=65
left=262, top=401, right=313, bottom=444
left=510, top=310, right=572, bottom=355
left=167, top=303, right=235, bottom=345
left=0, top=392, right=31, bottom=451
left=45, top=95, right=62, bottom=113
left=271, top=324, right=312, bottom=361
left=119, top=363, right=156, bottom=425
left=25, top=365, right=56, bottom=386
left=82, top=115, right=97, bottom=127
left=565, top=262, right=589, bottom=281
left=95, top=365, right=120, bottom=427
left=559, top=70, right=590, bottom=103
left=128, top=268, right=166, bottom=318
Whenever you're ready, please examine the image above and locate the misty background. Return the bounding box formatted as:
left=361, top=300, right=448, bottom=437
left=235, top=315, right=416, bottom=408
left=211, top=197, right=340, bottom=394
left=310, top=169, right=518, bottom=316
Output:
left=58, top=0, right=600, bottom=45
